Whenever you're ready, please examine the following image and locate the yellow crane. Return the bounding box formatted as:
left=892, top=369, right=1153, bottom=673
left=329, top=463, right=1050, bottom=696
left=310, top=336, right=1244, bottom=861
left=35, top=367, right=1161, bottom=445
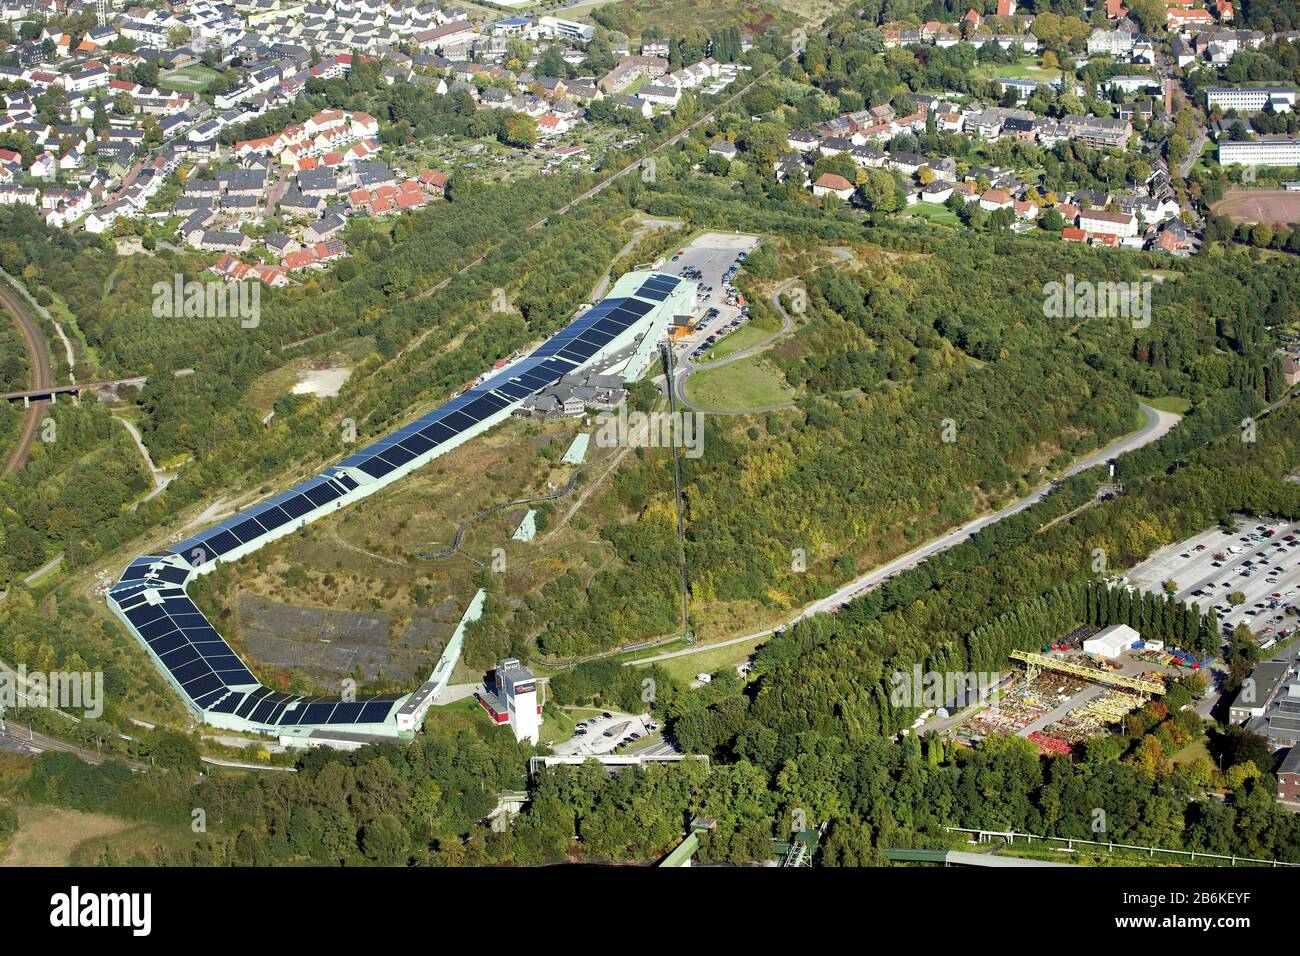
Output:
left=1010, top=650, right=1165, bottom=698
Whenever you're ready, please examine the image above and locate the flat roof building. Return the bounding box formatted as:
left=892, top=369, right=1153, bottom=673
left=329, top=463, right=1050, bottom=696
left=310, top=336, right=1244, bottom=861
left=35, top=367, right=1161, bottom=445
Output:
left=1083, top=623, right=1140, bottom=659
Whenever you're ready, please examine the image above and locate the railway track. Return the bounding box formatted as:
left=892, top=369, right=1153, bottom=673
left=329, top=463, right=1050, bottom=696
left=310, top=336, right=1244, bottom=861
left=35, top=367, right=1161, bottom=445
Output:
left=0, top=278, right=53, bottom=476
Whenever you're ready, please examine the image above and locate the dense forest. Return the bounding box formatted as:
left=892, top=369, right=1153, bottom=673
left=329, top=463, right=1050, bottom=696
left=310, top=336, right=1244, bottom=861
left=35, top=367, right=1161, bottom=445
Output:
left=469, top=208, right=1297, bottom=658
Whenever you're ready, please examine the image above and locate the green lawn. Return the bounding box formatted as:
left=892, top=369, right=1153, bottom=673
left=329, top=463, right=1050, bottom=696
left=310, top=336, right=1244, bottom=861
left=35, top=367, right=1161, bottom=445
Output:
left=693, top=322, right=775, bottom=364
left=537, top=702, right=575, bottom=745
left=905, top=200, right=960, bottom=225
left=968, top=58, right=1060, bottom=83
left=1145, top=396, right=1193, bottom=415
left=158, top=65, right=223, bottom=93
left=637, top=635, right=767, bottom=683
left=684, top=357, right=795, bottom=411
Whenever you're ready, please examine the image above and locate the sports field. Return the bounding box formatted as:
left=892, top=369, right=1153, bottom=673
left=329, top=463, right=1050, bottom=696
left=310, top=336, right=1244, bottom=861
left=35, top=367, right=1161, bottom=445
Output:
left=1211, top=189, right=1300, bottom=228
left=158, top=64, right=223, bottom=92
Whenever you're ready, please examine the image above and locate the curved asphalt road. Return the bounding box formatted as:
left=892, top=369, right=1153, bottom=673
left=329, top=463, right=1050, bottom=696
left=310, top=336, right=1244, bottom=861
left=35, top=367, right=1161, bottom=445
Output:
left=630, top=402, right=1182, bottom=665
left=673, top=277, right=800, bottom=415
left=0, top=278, right=52, bottom=476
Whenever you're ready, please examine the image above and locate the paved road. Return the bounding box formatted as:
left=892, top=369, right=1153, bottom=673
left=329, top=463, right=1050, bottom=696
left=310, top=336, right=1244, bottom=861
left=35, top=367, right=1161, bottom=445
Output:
left=673, top=276, right=800, bottom=415
left=1179, top=130, right=1207, bottom=180
left=630, top=403, right=1182, bottom=666
left=0, top=278, right=52, bottom=476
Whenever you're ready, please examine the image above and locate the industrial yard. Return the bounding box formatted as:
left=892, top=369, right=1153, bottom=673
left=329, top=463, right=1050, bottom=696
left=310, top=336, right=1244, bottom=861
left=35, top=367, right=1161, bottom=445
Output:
left=949, top=624, right=1198, bottom=755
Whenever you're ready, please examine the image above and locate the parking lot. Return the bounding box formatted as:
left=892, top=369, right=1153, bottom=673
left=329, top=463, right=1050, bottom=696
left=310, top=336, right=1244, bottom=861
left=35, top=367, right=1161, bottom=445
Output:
left=551, top=711, right=658, bottom=757
left=661, top=232, right=760, bottom=359
left=1125, top=516, right=1300, bottom=648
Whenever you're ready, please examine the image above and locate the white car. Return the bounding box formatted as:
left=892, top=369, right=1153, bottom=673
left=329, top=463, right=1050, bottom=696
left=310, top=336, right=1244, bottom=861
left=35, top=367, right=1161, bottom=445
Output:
left=695, top=673, right=713, bottom=684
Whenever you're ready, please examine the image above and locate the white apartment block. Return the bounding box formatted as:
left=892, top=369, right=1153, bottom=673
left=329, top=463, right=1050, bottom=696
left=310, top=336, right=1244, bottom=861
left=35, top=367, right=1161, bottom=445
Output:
left=1218, top=137, right=1300, bottom=166
left=1205, top=87, right=1296, bottom=113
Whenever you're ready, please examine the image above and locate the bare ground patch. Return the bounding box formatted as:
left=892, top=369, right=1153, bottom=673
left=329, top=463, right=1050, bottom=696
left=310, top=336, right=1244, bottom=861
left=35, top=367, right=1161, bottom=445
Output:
left=1211, top=190, right=1300, bottom=228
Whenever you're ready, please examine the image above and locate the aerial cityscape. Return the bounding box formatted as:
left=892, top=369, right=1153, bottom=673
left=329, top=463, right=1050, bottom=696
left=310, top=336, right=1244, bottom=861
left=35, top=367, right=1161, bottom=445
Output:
left=0, top=0, right=1296, bottom=920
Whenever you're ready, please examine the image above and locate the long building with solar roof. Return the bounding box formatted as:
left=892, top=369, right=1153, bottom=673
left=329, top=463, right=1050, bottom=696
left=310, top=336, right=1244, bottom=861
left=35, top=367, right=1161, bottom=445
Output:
left=106, top=272, right=696, bottom=746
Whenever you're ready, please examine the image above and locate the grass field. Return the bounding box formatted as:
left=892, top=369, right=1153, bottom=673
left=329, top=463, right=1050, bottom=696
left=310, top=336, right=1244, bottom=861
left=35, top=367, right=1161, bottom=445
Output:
left=576, top=0, right=802, bottom=35
left=693, top=321, right=774, bottom=364
left=158, top=64, right=223, bottom=93
left=968, top=58, right=1060, bottom=83
left=904, top=200, right=961, bottom=225
left=684, top=356, right=795, bottom=411
left=198, top=412, right=642, bottom=685
left=1145, top=396, right=1193, bottom=415
left=0, top=803, right=193, bottom=867
left=638, top=634, right=766, bottom=683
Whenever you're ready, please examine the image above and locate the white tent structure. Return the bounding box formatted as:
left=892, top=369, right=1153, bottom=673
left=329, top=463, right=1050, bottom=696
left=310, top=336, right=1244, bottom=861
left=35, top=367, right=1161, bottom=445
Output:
left=1083, top=623, right=1140, bottom=659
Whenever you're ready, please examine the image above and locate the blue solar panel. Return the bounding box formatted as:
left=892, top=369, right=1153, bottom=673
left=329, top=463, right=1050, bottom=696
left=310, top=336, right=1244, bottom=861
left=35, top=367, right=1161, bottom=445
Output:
left=418, top=421, right=459, bottom=445
left=210, top=692, right=245, bottom=714
left=493, top=379, right=536, bottom=400
left=236, top=689, right=270, bottom=719
left=181, top=673, right=224, bottom=698
left=137, top=616, right=176, bottom=640
left=250, top=698, right=281, bottom=724
left=437, top=410, right=477, bottom=432
left=254, top=506, right=293, bottom=533
left=192, top=687, right=228, bottom=709
left=326, top=701, right=367, bottom=724
left=156, top=565, right=190, bottom=585
left=113, top=274, right=677, bottom=731
left=279, top=493, right=315, bottom=519
left=193, top=531, right=234, bottom=559
left=303, top=481, right=342, bottom=507
left=358, top=456, right=398, bottom=479
left=378, top=443, right=419, bottom=468
left=170, top=659, right=212, bottom=685
left=360, top=700, right=395, bottom=723
left=399, top=432, right=436, bottom=455
left=292, top=701, right=339, bottom=724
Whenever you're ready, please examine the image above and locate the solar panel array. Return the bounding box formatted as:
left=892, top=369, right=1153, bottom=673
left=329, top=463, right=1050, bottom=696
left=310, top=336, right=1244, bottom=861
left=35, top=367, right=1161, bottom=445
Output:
left=169, top=472, right=357, bottom=568
left=107, top=574, right=406, bottom=727
left=110, top=273, right=682, bottom=734
left=110, top=581, right=258, bottom=708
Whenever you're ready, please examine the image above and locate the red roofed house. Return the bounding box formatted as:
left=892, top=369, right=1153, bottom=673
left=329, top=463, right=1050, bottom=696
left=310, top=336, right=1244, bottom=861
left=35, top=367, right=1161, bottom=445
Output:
left=252, top=264, right=288, bottom=287
left=1166, top=7, right=1214, bottom=25
left=997, top=0, right=1016, bottom=16
left=313, top=240, right=347, bottom=261
left=979, top=188, right=1014, bottom=211
left=812, top=173, right=855, bottom=201
left=1216, top=0, right=1233, bottom=20
left=214, top=253, right=252, bottom=281
left=420, top=170, right=448, bottom=194
left=283, top=249, right=319, bottom=271
left=1061, top=227, right=1087, bottom=242
left=1155, top=230, right=1183, bottom=254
